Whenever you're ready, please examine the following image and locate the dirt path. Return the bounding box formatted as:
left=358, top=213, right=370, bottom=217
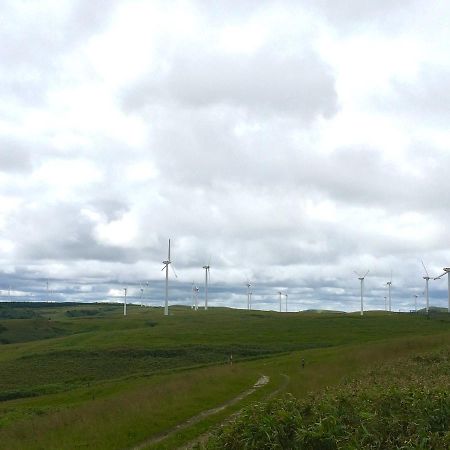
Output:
left=130, top=375, right=269, bottom=450
left=179, top=373, right=291, bottom=450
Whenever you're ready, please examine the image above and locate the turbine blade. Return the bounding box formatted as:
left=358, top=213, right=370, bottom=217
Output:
left=363, top=270, right=370, bottom=277
left=171, top=264, right=178, bottom=278
left=434, top=272, right=446, bottom=280
left=390, top=269, right=392, bottom=283
left=168, top=239, right=171, bottom=260
left=161, top=265, right=167, bottom=271
left=353, top=271, right=360, bottom=277
left=421, top=260, right=429, bottom=277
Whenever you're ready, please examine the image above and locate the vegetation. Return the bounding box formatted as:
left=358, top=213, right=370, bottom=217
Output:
left=0, top=302, right=448, bottom=449
left=207, top=349, right=450, bottom=449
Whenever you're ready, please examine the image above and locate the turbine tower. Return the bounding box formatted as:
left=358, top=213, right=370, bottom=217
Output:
left=284, top=293, right=288, bottom=312
left=421, top=260, right=431, bottom=314
left=140, top=283, right=144, bottom=306
left=249, top=291, right=253, bottom=309
left=384, top=296, right=387, bottom=311
left=354, top=270, right=369, bottom=316
left=161, top=239, right=177, bottom=316
left=434, top=268, right=450, bottom=313
left=202, top=261, right=210, bottom=310
left=123, top=287, right=127, bottom=316
left=414, top=294, right=418, bottom=313
left=278, top=291, right=282, bottom=312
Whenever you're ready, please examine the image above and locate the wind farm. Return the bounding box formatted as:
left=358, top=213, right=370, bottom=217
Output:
left=2, top=0, right=450, bottom=448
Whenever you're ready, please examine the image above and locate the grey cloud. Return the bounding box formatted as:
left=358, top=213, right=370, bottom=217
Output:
left=0, top=139, right=32, bottom=172
left=122, top=47, right=338, bottom=120
left=386, top=64, right=450, bottom=121
left=9, top=202, right=138, bottom=263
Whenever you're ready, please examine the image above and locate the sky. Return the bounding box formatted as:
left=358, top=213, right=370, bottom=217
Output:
left=1, top=0, right=450, bottom=312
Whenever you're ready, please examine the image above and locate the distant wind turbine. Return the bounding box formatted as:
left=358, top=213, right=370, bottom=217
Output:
left=123, top=287, right=127, bottom=316
left=202, top=259, right=210, bottom=310
left=354, top=270, right=369, bottom=316
left=434, top=267, right=450, bottom=313
left=284, top=293, right=288, bottom=312
left=386, top=271, right=392, bottom=312
left=249, top=291, right=253, bottom=309
left=278, top=291, right=282, bottom=312
left=384, top=295, right=387, bottom=311
left=161, top=239, right=177, bottom=316
left=414, top=294, right=418, bottom=313
left=191, top=282, right=199, bottom=310
left=421, top=260, right=431, bottom=314
left=245, top=281, right=251, bottom=310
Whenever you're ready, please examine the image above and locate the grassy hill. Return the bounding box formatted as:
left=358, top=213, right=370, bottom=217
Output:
left=0, top=302, right=449, bottom=449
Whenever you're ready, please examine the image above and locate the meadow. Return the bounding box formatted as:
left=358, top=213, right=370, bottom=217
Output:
left=0, top=302, right=449, bottom=449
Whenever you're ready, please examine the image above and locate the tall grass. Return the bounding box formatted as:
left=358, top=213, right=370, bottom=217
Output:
left=206, top=347, right=450, bottom=449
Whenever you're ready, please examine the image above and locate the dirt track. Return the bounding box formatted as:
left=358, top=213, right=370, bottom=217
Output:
left=131, top=375, right=270, bottom=450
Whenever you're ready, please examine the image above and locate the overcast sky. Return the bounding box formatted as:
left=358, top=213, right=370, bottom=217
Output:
left=1, top=0, right=450, bottom=312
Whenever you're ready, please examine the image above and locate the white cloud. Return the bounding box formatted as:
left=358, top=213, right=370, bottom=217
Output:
left=0, top=0, right=449, bottom=311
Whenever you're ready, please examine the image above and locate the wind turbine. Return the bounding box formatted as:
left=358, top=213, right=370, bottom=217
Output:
left=249, top=291, right=253, bottom=309
left=161, top=239, right=177, bottom=316
left=278, top=291, right=282, bottom=312
left=191, top=282, right=199, bottom=310
left=140, top=283, right=144, bottom=306
left=421, top=260, right=431, bottom=314
left=386, top=271, right=392, bottom=312
left=354, top=270, right=369, bottom=316
left=434, top=268, right=450, bottom=313
left=245, top=281, right=251, bottom=310
left=414, top=294, right=418, bottom=313
left=123, top=287, right=127, bottom=316
left=384, top=296, right=387, bottom=311
left=284, top=293, right=288, bottom=312
left=202, top=260, right=210, bottom=310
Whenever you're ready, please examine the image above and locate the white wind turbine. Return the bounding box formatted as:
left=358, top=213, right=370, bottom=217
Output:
left=140, top=283, right=144, bottom=306
left=354, top=270, right=369, bottom=316
left=414, top=294, right=418, bottom=313
left=249, top=291, right=253, bottom=309
left=161, top=239, right=177, bottom=316
left=421, top=260, right=431, bottom=314
left=386, top=271, right=392, bottom=312
left=245, top=281, right=251, bottom=310
left=278, top=291, right=282, bottom=312
left=202, top=259, right=210, bottom=310
left=123, top=287, right=127, bottom=316
left=384, top=295, right=387, bottom=311
left=284, top=293, right=288, bottom=312
left=191, top=282, right=199, bottom=310
left=434, top=267, right=450, bottom=313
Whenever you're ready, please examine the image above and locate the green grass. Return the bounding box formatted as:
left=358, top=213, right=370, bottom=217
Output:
left=0, top=302, right=448, bottom=449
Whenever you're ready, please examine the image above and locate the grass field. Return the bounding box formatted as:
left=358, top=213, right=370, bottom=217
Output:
left=0, top=302, right=449, bottom=449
